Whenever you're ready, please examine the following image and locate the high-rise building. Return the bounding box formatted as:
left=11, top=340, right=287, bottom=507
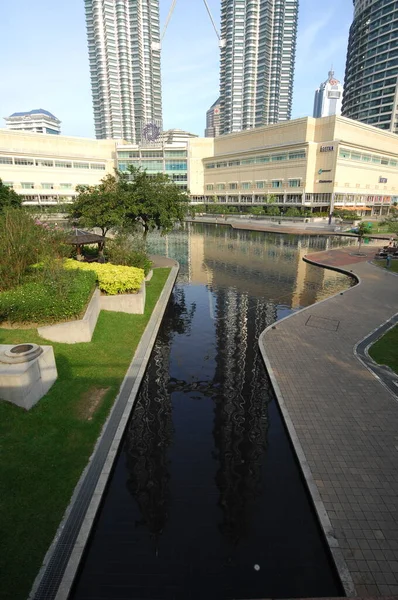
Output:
left=342, top=0, right=398, bottom=134
left=84, top=0, right=162, bottom=143
left=4, top=109, right=61, bottom=135
left=219, top=0, right=298, bottom=135
left=205, top=98, right=221, bottom=137
left=313, top=70, right=343, bottom=118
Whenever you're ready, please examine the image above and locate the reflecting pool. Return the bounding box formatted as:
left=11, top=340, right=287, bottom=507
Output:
left=71, top=224, right=354, bottom=600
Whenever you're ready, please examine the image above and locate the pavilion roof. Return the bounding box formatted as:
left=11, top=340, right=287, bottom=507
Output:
left=66, top=229, right=106, bottom=245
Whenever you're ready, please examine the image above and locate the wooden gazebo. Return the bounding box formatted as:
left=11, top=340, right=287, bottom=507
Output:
left=66, top=229, right=106, bottom=261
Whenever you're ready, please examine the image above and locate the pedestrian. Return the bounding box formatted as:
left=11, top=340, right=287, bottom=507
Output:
left=386, top=254, right=391, bottom=268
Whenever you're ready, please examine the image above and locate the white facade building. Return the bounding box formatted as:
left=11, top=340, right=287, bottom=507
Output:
left=313, top=70, right=344, bottom=118
left=4, top=109, right=61, bottom=135
left=219, top=0, right=298, bottom=135
left=84, top=0, right=162, bottom=143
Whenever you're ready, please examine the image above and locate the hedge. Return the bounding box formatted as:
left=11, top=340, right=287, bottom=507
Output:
left=64, top=259, right=145, bottom=295
left=0, top=269, right=96, bottom=325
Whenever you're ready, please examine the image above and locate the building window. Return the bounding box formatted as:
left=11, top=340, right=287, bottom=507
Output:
left=256, top=181, right=265, bottom=189
left=36, top=160, right=54, bottom=167
left=272, top=180, right=282, bottom=188
left=289, top=179, right=300, bottom=188
left=229, top=183, right=238, bottom=190
left=90, top=163, right=106, bottom=170
left=74, top=162, right=90, bottom=169
left=165, top=161, right=187, bottom=171
left=60, top=183, right=73, bottom=189
left=41, top=183, right=54, bottom=189
left=339, top=149, right=350, bottom=159
left=216, top=183, right=226, bottom=191
left=3, top=181, right=14, bottom=188
left=241, top=182, right=251, bottom=190
left=0, top=156, right=13, bottom=164
left=15, top=158, right=34, bottom=166
left=164, top=150, right=187, bottom=158
left=55, top=161, right=72, bottom=168
left=21, top=182, right=35, bottom=189
left=206, top=184, right=214, bottom=191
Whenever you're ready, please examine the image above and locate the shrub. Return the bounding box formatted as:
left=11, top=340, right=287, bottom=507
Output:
left=0, top=268, right=96, bottom=324
left=284, top=207, right=302, bottom=217
left=64, top=259, right=145, bottom=295
left=0, top=209, right=69, bottom=292
left=105, top=233, right=152, bottom=275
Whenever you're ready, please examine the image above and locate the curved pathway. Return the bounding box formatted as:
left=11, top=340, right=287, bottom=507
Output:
left=259, top=246, right=398, bottom=597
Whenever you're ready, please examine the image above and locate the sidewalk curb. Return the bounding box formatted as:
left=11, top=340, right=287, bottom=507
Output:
left=259, top=256, right=358, bottom=597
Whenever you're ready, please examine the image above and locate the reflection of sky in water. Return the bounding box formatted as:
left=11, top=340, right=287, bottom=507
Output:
left=73, top=222, right=348, bottom=600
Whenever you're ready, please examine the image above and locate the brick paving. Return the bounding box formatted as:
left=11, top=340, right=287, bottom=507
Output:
left=259, top=248, right=398, bottom=597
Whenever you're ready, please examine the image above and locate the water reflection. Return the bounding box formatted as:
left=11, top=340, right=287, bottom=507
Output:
left=125, top=288, right=196, bottom=548
left=72, top=224, right=351, bottom=599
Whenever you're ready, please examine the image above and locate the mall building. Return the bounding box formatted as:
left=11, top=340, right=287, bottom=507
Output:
left=0, top=115, right=397, bottom=216
left=199, top=115, right=398, bottom=216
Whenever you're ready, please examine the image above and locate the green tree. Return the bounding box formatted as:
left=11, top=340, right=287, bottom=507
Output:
left=265, top=205, right=280, bottom=216
left=123, top=167, right=189, bottom=237
left=250, top=206, right=265, bottom=215
left=356, top=221, right=372, bottom=253
left=68, top=173, right=126, bottom=237
left=381, top=211, right=398, bottom=235
left=0, top=179, right=22, bottom=212
left=285, top=207, right=301, bottom=217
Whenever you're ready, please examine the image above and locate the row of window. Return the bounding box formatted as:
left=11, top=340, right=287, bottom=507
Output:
left=119, top=160, right=187, bottom=172
left=5, top=182, right=80, bottom=190
left=117, top=150, right=187, bottom=158
left=338, top=147, right=398, bottom=166
left=0, top=156, right=106, bottom=170
left=206, top=179, right=301, bottom=191
left=205, top=150, right=306, bottom=169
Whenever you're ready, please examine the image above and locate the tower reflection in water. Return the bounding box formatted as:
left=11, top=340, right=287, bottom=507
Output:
left=124, top=287, right=196, bottom=548
left=72, top=224, right=349, bottom=599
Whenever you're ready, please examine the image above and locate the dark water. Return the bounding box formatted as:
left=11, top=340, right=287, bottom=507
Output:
left=71, top=225, right=354, bottom=600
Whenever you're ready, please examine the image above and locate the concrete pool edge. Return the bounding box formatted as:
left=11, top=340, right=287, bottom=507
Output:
left=29, top=263, right=180, bottom=600
left=258, top=257, right=358, bottom=598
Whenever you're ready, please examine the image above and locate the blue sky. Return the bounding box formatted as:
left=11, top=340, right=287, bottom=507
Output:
left=0, top=0, right=353, bottom=138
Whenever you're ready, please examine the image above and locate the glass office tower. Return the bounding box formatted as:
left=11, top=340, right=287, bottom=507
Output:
left=342, top=0, right=398, bottom=134
left=85, top=0, right=162, bottom=142
left=219, top=0, right=298, bottom=135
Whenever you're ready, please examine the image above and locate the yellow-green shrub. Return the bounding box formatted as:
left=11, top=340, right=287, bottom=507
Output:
left=64, top=259, right=145, bottom=295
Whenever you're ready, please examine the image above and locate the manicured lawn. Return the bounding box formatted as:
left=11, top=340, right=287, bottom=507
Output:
left=0, top=268, right=170, bottom=600
left=369, top=324, right=398, bottom=375
left=373, top=259, right=398, bottom=273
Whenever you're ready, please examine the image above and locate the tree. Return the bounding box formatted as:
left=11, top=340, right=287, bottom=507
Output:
left=123, top=167, right=190, bottom=238
left=356, top=221, right=372, bottom=253
left=381, top=211, right=398, bottom=235
left=0, top=179, right=22, bottom=212
left=265, top=205, right=280, bottom=216
left=68, top=174, right=126, bottom=237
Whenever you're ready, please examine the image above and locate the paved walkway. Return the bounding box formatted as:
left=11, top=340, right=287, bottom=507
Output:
left=259, top=246, right=398, bottom=597
left=187, top=216, right=395, bottom=240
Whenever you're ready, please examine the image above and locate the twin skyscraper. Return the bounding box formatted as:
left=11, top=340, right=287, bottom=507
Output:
left=85, top=0, right=299, bottom=142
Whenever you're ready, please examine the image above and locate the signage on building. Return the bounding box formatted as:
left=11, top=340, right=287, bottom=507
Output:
left=379, top=177, right=387, bottom=183
left=320, top=145, right=334, bottom=152
left=318, top=169, right=332, bottom=174
left=319, top=180, right=333, bottom=183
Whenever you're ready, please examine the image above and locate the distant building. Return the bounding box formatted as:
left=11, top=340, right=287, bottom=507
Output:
left=313, top=70, right=343, bottom=118
left=342, top=0, right=398, bottom=133
left=205, top=98, right=221, bottom=138
left=219, top=0, right=299, bottom=135
left=84, top=0, right=162, bottom=143
left=4, top=109, right=61, bottom=135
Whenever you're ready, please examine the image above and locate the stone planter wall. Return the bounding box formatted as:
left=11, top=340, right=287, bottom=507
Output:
left=38, top=289, right=101, bottom=344
left=100, top=281, right=146, bottom=315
